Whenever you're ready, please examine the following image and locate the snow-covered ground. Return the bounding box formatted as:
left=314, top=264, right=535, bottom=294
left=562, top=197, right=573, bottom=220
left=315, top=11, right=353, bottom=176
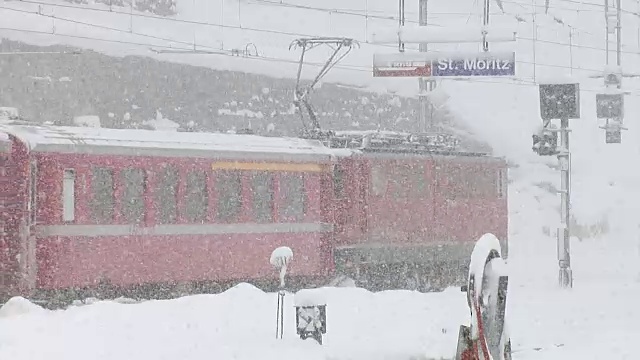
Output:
left=0, top=0, right=639, bottom=359
left=0, top=211, right=638, bottom=360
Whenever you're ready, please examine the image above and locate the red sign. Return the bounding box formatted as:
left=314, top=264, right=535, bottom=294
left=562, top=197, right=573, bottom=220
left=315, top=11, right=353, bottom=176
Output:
left=373, top=64, right=432, bottom=77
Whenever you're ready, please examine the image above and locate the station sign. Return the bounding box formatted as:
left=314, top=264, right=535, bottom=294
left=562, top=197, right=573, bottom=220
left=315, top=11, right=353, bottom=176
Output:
left=431, top=52, right=515, bottom=77
left=372, top=51, right=515, bottom=78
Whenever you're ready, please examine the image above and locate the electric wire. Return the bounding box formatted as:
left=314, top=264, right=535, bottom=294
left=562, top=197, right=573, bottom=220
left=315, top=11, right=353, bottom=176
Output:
left=11, top=0, right=640, bottom=57
left=1, top=1, right=640, bottom=97
left=0, top=23, right=637, bottom=98
left=5, top=2, right=640, bottom=60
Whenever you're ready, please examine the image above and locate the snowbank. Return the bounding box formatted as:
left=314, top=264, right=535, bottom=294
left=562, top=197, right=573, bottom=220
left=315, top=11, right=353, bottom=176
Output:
left=0, top=284, right=469, bottom=360
left=0, top=297, right=46, bottom=318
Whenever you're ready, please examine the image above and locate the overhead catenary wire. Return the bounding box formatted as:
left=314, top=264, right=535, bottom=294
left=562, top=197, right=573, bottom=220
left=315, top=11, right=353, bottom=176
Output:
left=4, top=2, right=640, bottom=60
left=0, top=5, right=633, bottom=72
left=2, top=1, right=640, bottom=96
left=8, top=0, right=636, bottom=55
left=15, top=0, right=634, bottom=36
left=0, top=23, right=637, bottom=97
left=8, top=0, right=638, bottom=54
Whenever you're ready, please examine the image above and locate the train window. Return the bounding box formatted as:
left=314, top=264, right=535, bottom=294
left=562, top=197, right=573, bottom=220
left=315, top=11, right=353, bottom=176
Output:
left=370, top=163, right=387, bottom=197
left=185, top=170, right=208, bottom=223
left=155, top=166, right=179, bottom=224
left=216, top=170, right=242, bottom=222
left=251, top=171, right=274, bottom=223
left=453, top=167, right=497, bottom=199
left=497, top=169, right=505, bottom=198
left=91, top=167, right=114, bottom=224
left=474, top=168, right=498, bottom=198
left=445, top=165, right=467, bottom=199
left=29, top=161, right=37, bottom=224
left=412, top=162, right=427, bottom=194
left=121, top=168, right=146, bottom=224
left=390, top=164, right=409, bottom=198
left=333, top=165, right=345, bottom=198
left=62, top=169, right=75, bottom=222
left=280, top=172, right=305, bottom=221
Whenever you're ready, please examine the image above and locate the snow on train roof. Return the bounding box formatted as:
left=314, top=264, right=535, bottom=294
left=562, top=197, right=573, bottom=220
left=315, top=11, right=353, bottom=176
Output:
left=0, top=122, right=351, bottom=161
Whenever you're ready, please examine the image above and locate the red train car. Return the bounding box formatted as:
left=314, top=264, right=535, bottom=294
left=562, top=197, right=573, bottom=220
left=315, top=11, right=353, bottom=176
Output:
left=328, top=131, right=508, bottom=292
left=0, top=123, right=508, bottom=305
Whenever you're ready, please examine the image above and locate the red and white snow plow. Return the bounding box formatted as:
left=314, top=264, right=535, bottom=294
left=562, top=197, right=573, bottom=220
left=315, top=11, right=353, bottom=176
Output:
left=455, top=234, right=512, bottom=360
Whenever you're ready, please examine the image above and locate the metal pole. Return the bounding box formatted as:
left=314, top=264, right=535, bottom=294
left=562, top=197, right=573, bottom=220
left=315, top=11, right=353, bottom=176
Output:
left=616, top=0, right=622, bottom=67
left=482, top=0, right=490, bottom=51
left=399, top=0, right=405, bottom=52
left=418, top=0, right=433, bottom=132
left=531, top=0, right=537, bottom=81
left=558, top=118, right=573, bottom=288
left=569, top=27, right=573, bottom=75
left=605, top=0, right=610, bottom=65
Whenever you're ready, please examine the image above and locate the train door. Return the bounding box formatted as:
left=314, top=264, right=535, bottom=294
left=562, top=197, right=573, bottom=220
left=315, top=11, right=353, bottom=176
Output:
left=330, top=159, right=367, bottom=243
left=23, top=160, right=38, bottom=292
left=355, top=160, right=368, bottom=234
left=331, top=163, right=347, bottom=236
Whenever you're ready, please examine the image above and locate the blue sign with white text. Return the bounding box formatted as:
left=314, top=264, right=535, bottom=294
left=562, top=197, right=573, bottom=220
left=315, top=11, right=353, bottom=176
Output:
left=431, top=53, right=516, bottom=77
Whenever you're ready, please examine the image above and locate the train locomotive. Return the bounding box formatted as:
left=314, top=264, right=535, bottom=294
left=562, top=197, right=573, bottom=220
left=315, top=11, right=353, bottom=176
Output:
left=0, top=121, right=508, bottom=305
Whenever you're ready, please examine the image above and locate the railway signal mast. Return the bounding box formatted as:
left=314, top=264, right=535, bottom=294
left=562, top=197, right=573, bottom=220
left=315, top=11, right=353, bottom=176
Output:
left=592, top=0, right=633, bottom=143
left=536, top=80, right=580, bottom=289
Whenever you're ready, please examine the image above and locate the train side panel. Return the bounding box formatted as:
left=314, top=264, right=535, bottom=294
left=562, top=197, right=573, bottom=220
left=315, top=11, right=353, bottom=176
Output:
left=33, top=153, right=333, bottom=296
left=333, top=152, right=508, bottom=291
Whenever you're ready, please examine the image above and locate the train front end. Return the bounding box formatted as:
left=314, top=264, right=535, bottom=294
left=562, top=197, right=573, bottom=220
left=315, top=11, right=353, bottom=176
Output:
left=327, top=132, right=508, bottom=292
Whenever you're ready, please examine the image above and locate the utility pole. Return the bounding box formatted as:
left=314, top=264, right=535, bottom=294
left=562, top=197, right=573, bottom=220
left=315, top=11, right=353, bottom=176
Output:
left=399, top=0, right=405, bottom=52
left=532, top=0, right=537, bottom=81
left=616, top=0, right=622, bottom=66
left=569, top=27, right=573, bottom=75
left=605, top=0, right=623, bottom=67
left=482, top=0, right=490, bottom=51
left=418, top=0, right=436, bottom=132
left=605, top=0, right=610, bottom=65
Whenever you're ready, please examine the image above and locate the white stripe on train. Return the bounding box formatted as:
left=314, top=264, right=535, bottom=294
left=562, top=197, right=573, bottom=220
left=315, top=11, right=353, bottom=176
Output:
left=35, top=222, right=334, bottom=238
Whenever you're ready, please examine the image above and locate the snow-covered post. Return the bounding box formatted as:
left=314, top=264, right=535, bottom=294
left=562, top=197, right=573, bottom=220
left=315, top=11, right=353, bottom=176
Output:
left=270, top=246, right=293, bottom=340
left=294, top=289, right=327, bottom=345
